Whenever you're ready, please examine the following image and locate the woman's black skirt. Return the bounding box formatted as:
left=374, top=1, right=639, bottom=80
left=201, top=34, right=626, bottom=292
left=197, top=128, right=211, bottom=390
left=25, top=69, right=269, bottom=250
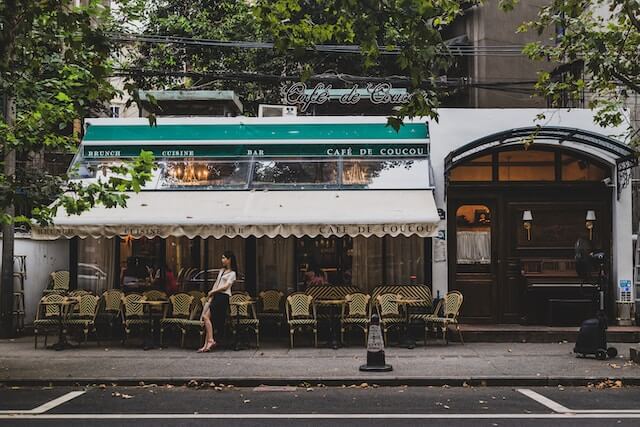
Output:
left=210, top=293, right=230, bottom=337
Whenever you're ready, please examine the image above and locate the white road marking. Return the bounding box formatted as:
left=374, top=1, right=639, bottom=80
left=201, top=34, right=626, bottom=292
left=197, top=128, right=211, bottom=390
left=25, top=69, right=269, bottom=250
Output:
left=517, top=388, right=572, bottom=413
left=0, top=413, right=639, bottom=420
left=0, top=391, right=86, bottom=415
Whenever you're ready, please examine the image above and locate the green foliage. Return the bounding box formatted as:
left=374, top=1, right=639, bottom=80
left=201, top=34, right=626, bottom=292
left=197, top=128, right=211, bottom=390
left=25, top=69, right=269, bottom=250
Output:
left=0, top=0, right=154, bottom=226
left=253, top=0, right=476, bottom=126
left=514, top=0, right=640, bottom=143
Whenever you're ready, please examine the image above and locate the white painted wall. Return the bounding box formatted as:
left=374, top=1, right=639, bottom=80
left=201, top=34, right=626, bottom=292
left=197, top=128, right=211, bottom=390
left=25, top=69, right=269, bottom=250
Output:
left=0, top=233, right=69, bottom=325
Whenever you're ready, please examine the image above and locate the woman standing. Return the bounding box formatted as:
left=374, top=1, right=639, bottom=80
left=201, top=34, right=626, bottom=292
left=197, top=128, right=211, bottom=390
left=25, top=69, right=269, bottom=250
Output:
left=198, top=251, right=237, bottom=352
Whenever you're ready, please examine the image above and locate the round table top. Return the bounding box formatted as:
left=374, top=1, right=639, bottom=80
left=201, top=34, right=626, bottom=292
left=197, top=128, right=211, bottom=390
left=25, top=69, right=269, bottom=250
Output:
left=230, top=299, right=257, bottom=306
left=42, top=298, right=79, bottom=306
left=316, top=298, right=345, bottom=305
left=136, top=299, right=169, bottom=305
left=397, top=298, right=429, bottom=305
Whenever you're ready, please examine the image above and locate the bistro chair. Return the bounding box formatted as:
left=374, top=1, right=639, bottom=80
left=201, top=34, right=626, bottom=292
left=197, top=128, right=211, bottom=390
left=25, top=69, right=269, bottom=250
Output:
left=411, top=298, right=444, bottom=344
left=188, top=290, right=206, bottom=301
left=229, top=293, right=260, bottom=348
left=340, top=292, right=371, bottom=346
left=96, top=290, right=124, bottom=339
left=121, top=293, right=148, bottom=344
left=33, top=294, right=65, bottom=349
left=428, top=291, right=464, bottom=344
left=178, top=296, right=207, bottom=348
left=42, top=271, right=70, bottom=295
left=257, top=289, right=285, bottom=327
left=285, top=293, right=317, bottom=348
left=160, top=293, right=194, bottom=347
left=68, top=290, right=92, bottom=297
left=374, top=293, right=404, bottom=345
left=65, top=294, right=100, bottom=345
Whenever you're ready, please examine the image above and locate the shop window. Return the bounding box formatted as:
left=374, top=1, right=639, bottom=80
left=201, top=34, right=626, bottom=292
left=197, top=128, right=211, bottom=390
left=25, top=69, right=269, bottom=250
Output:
left=119, top=237, right=163, bottom=288
left=165, top=237, right=200, bottom=278
left=383, top=235, right=425, bottom=285
left=252, top=159, right=338, bottom=187
left=342, top=159, right=430, bottom=188
left=351, top=237, right=383, bottom=291
left=561, top=154, right=610, bottom=181
left=456, top=205, right=491, bottom=265
left=449, top=154, right=492, bottom=182
left=498, top=150, right=555, bottom=181
left=207, top=237, right=246, bottom=290
left=77, top=238, right=114, bottom=293
left=256, top=237, right=295, bottom=294
left=160, top=161, right=250, bottom=188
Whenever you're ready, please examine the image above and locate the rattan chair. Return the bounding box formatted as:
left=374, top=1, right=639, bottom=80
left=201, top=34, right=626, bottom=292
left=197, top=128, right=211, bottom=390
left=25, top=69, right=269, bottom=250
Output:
left=428, top=291, right=464, bottom=344
left=42, top=271, right=69, bottom=295
left=160, top=293, right=194, bottom=347
left=340, top=292, right=371, bottom=346
left=257, top=289, right=285, bottom=327
left=229, top=293, right=260, bottom=348
left=285, top=293, right=317, bottom=348
left=65, top=294, right=100, bottom=345
left=33, top=294, right=65, bottom=348
left=96, top=290, right=123, bottom=339
left=410, top=299, right=444, bottom=344
left=121, top=293, right=147, bottom=344
left=180, top=296, right=207, bottom=348
left=374, top=293, right=404, bottom=345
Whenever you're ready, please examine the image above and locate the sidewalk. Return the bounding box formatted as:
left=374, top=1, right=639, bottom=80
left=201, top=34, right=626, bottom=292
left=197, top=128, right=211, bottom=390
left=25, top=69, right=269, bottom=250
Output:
left=1, top=337, right=639, bottom=386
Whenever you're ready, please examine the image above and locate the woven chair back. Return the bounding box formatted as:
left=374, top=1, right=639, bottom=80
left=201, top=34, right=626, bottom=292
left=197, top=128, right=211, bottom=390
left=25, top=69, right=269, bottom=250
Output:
left=41, top=294, right=65, bottom=317
left=77, top=294, right=99, bottom=317
left=287, top=293, right=314, bottom=319
left=143, top=290, right=167, bottom=301
left=345, top=293, right=370, bottom=317
left=443, top=291, right=463, bottom=318
left=230, top=293, right=252, bottom=317
left=376, top=293, right=400, bottom=317
left=124, top=294, right=144, bottom=317
left=102, top=290, right=123, bottom=312
left=51, top=271, right=70, bottom=291
left=259, top=289, right=283, bottom=312
left=169, top=293, right=194, bottom=318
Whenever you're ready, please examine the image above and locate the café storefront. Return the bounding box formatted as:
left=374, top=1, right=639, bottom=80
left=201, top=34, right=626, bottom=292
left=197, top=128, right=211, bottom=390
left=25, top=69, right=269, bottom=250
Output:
left=32, top=117, right=440, bottom=296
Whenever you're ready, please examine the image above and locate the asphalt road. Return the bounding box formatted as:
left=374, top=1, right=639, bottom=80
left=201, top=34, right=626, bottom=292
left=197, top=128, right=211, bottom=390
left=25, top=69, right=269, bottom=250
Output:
left=1, top=384, right=639, bottom=426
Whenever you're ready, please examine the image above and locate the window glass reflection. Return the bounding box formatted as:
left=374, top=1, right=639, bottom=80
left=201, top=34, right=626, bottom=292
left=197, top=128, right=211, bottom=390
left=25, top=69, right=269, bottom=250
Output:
left=252, top=160, right=338, bottom=187
left=342, top=159, right=430, bottom=188
left=160, top=161, right=249, bottom=188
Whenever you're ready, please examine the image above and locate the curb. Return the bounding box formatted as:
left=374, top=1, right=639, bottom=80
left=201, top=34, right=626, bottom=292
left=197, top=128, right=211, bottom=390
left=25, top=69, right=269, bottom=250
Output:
left=2, top=376, right=639, bottom=387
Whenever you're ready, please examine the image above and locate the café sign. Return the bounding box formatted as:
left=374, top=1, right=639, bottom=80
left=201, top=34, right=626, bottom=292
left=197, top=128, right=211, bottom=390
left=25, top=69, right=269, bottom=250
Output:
left=282, top=82, right=412, bottom=112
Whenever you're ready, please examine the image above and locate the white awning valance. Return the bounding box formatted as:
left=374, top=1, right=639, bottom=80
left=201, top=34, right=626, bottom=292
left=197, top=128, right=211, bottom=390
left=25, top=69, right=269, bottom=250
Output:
left=31, top=190, right=440, bottom=240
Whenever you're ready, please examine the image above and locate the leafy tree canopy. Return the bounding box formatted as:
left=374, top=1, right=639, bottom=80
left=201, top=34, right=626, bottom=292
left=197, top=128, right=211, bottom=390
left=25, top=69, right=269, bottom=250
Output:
left=0, top=0, right=154, bottom=226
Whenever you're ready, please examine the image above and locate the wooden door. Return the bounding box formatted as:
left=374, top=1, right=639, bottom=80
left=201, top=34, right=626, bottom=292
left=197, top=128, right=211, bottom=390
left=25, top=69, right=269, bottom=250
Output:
left=448, top=199, right=498, bottom=323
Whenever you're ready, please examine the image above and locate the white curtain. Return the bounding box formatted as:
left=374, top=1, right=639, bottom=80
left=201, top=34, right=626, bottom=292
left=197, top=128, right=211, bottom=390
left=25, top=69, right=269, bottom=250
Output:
left=456, top=230, right=491, bottom=264
left=351, top=237, right=383, bottom=292
left=77, top=238, right=115, bottom=293
left=256, top=237, right=295, bottom=294
left=384, top=235, right=425, bottom=285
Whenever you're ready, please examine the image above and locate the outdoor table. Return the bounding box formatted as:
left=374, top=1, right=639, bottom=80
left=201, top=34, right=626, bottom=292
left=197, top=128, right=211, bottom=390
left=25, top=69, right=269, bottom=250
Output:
left=397, top=297, right=429, bottom=349
left=229, top=299, right=257, bottom=351
left=315, top=298, right=345, bottom=350
left=135, top=299, right=169, bottom=350
left=43, top=297, right=79, bottom=351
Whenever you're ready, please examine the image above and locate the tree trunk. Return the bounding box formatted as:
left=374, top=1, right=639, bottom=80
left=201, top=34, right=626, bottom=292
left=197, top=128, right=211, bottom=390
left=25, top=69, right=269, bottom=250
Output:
left=1, top=95, right=16, bottom=338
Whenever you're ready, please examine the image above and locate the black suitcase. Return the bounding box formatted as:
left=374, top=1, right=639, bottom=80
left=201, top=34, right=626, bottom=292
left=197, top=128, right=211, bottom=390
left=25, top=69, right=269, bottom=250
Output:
left=574, top=316, right=617, bottom=360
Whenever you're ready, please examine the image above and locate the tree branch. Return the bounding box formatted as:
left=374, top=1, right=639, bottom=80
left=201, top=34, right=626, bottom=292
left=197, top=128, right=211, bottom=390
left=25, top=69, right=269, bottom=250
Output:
left=611, top=69, right=640, bottom=94
left=624, top=0, right=640, bottom=33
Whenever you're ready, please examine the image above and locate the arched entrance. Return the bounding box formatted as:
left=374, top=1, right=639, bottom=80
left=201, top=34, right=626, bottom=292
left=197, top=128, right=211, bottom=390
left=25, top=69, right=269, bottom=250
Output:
left=445, top=127, right=636, bottom=325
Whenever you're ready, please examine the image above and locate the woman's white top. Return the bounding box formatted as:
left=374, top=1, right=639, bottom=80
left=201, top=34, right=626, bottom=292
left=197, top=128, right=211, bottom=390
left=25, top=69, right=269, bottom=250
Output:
left=210, top=269, right=236, bottom=296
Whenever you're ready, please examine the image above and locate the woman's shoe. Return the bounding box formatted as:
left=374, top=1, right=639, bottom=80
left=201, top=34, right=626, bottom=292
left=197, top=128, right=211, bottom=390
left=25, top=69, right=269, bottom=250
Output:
left=198, top=340, right=216, bottom=353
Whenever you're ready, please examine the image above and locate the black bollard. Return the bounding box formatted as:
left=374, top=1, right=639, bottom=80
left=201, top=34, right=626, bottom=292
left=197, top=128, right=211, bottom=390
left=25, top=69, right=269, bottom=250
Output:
left=359, top=314, right=393, bottom=372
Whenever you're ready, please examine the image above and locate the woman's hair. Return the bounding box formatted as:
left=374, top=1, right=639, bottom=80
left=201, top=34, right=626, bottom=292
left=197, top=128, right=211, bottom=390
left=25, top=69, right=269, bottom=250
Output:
left=222, top=250, right=238, bottom=273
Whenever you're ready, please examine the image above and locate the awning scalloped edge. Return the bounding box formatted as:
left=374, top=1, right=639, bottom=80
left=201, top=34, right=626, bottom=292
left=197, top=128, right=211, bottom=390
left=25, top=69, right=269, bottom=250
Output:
left=31, top=223, right=439, bottom=240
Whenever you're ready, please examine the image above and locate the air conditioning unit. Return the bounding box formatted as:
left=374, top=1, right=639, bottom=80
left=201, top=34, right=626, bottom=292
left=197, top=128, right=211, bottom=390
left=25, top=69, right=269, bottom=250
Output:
left=258, top=104, right=297, bottom=117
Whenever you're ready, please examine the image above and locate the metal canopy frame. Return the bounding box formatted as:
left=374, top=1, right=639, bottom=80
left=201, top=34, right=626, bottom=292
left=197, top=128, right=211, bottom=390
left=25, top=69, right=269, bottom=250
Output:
left=444, top=126, right=638, bottom=199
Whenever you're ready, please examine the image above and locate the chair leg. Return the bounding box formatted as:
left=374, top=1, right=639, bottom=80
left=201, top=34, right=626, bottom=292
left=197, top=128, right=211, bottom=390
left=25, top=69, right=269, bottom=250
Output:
left=443, top=324, right=448, bottom=344
left=289, top=329, right=294, bottom=349
left=424, top=325, right=428, bottom=346
left=256, top=329, right=259, bottom=349
left=160, top=327, right=164, bottom=347
left=313, top=326, right=318, bottom=348
left=457, top=324, right=464, bottom=345
left=44, top=334, right=48, bottom=348
left=34, top=332, right=37, bottom=349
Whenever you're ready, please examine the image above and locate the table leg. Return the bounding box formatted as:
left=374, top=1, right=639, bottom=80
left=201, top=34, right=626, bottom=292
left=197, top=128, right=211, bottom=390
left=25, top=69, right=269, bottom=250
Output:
left=143, top=306, right=155, bottom=350
left=328, top=305, right=340, bottom=349
left=233, top=309, right=241, bottom=351
left=48, top=305, right=72, bottom=351
left=403, top=305, right=416, bottom=349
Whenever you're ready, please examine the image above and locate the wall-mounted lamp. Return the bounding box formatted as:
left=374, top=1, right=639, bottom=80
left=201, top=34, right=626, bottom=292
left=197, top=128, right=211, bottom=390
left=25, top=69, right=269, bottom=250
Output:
left=522, top=210, right=533, bottom=241
left=586, top=210, right=596, bottom=240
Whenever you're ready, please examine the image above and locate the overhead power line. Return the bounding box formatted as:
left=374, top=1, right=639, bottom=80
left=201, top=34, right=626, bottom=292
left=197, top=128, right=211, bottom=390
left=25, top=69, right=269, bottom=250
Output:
left=107, top=32, right=529, bottom=57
